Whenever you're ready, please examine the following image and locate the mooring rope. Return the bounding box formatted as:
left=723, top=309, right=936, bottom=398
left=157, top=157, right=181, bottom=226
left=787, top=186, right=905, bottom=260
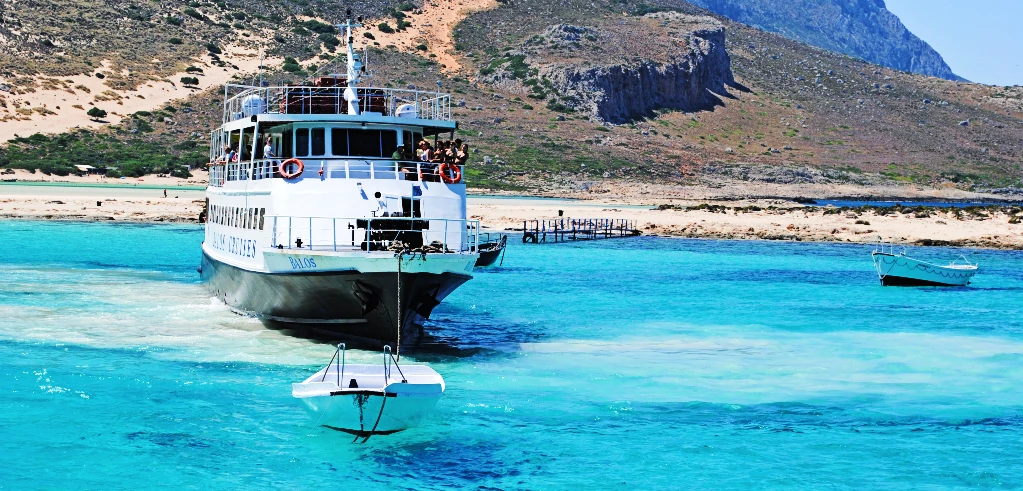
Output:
left=396, top=251, right=403, bottom=361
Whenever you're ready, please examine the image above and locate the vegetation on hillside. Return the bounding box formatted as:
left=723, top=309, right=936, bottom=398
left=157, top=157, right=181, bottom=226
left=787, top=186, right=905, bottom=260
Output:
left=1, top=0, right=1021, bottom=193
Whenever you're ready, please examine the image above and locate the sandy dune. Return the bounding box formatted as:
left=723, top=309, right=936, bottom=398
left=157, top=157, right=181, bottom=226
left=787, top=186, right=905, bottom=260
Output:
left=369, top=0, right=499, bottom=72
left=0, top=48, right=276, bottom=141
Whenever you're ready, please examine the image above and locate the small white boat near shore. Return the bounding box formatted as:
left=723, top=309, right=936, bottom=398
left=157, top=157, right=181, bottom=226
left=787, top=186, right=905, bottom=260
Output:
left=872, top=238, right=978, bottom=287
left=293, top=344, right=444, bottom=439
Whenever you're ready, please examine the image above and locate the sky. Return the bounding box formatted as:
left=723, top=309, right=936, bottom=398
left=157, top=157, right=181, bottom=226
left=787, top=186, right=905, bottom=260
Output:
left=883, top=0, right=1023, bottom=86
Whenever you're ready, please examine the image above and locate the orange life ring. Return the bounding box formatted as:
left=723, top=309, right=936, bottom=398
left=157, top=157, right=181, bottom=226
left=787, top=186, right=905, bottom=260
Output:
left=438, top=163, right=462, bottom=184
left=279, top=158, right=304, bottom=179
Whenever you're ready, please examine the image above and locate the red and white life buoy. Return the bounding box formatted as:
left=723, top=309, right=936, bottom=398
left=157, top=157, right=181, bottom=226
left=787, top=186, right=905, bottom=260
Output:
left=438, top=163, right=462, bottom=184
left=279, top=158, right=305, bottom=179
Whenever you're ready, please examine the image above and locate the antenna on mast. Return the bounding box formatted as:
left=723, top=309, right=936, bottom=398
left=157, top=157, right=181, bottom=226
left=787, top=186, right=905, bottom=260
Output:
left=336, top=10, right=364, bottom=115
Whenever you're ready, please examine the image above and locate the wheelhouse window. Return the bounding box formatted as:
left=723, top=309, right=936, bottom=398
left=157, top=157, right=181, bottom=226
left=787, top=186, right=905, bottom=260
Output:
left=311, top=128, right=326, bottom=156
left=295, top=128, right=309, bottom=157
left=330, top=129, right=398, bottom=158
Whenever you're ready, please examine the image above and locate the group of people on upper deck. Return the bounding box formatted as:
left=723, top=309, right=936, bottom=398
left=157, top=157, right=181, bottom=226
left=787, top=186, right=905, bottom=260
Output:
left=394, top=138, right=469, bottom=181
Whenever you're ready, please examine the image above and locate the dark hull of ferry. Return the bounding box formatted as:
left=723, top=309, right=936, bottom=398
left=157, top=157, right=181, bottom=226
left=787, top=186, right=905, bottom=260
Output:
left=200, top=252, right=470, bottom=345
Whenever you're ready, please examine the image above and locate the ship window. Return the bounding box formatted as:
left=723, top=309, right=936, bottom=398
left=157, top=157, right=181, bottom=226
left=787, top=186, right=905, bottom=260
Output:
left=295, top=128, right=309, bottom=157
left=331, top=128, right=349, bottom=155
left=259, top=208, right=266, bottom=230
left=403, top=131, right=414, bottom=155
left=348, top=129, right=379, bottom=157
left=282, top=129, right=293, bottom=158
left=311, top=128, right=326, bottom=156
left=381, top=131, right=397, bottom=157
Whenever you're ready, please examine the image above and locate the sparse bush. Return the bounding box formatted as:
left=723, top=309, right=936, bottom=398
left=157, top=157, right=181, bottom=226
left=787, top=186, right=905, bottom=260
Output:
left=168, top=38, right=183, bottom=45
left=364, top=32, right=376, bottom=40
left=183, top=8, right=205, bottom=21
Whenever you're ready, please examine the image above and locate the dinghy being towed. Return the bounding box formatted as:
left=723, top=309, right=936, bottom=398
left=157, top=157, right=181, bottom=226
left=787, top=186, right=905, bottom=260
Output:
left=871, top=237, right=978, bottom=286
left=293, top=344, right=444, bottom=439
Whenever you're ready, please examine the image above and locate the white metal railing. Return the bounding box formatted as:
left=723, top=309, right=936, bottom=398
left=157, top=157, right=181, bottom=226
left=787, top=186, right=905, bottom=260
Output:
left=270, top=216, right=480, bottom=253
left=222, top=84, right=452, bottom=123
left=208, top=159, right=458, bottom=187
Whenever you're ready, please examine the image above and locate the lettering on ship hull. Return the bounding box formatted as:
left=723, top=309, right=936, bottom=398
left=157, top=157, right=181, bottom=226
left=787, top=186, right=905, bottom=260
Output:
left=210, top=231, right=258, bottom=258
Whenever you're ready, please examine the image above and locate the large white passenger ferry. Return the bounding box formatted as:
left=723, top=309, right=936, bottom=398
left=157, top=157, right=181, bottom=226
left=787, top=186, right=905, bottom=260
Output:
left=200, top=15, right=479, bottom=345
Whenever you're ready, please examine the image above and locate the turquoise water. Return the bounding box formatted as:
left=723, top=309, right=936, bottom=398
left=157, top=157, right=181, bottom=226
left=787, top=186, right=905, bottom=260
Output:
left=2, top=220, right=1023, bottom=489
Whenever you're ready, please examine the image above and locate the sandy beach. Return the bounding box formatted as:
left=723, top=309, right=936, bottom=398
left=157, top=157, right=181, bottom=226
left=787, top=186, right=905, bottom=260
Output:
left=1, top=177, right=1021, bottom=249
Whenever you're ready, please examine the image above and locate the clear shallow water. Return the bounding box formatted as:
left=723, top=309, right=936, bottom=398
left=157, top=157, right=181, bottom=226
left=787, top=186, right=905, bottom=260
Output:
left=2, top=220, right=1023, bottom=489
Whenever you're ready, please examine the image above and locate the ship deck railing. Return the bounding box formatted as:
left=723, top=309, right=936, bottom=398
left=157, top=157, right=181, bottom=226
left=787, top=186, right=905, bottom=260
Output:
left=223, top=84, right=452, bottom=123
left=208, top=159, right=462, bottom=186
left=269, top=216, right=480, bottom=254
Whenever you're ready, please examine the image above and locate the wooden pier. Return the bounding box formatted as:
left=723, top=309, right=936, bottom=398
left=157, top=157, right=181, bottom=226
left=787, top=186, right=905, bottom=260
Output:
left=522, top=218, right=640, bottom=243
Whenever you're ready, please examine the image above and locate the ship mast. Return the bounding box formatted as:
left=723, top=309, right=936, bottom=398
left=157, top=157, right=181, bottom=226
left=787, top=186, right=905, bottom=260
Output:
left=337, top=10, right=364, bottom=116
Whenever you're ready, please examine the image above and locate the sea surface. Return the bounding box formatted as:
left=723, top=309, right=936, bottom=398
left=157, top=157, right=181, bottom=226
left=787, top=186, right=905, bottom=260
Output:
left=2, top=220, right=1023, bottom=489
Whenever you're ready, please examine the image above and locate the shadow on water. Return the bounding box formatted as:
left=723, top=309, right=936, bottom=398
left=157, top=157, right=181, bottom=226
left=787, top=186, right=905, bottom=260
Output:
left=256, top=310, right=539, bottom=360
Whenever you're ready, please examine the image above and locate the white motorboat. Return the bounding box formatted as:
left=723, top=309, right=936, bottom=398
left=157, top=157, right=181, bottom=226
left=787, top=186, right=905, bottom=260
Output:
left=293, top=344, right=444, bottom=439
left=871, top=238, right=978, bottom=286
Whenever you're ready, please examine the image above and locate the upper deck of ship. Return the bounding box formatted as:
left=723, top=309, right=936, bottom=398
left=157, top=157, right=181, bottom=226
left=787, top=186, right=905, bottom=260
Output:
left=220, top=79, right=456, bottom=132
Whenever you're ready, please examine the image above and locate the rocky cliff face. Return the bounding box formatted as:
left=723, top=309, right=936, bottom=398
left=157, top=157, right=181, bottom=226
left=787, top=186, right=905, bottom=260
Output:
left=684, top=0, right=958, bottom=80
left=484, top=13, right=737, bottom=123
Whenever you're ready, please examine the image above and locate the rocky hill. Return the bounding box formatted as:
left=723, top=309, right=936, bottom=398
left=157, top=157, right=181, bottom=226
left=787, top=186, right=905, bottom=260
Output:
left=683, top=0, right=959, bottom=80
left=480, top=14, right=736, bottom=123
left=1, top=0, right=1021, bottom=196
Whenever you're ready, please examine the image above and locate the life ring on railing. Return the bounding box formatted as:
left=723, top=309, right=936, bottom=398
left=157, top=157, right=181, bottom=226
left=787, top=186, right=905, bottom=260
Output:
left=439, top=163, right=462, bottom=184
left=279, top=158, right=305, bottom=179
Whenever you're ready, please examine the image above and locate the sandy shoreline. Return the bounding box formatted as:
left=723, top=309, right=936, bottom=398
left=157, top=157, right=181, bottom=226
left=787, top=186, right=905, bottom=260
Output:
left=2, top=178, right=1022, bottom=250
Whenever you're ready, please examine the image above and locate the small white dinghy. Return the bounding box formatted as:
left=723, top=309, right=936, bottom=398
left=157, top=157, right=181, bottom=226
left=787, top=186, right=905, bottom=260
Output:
left=293, top=344, right=444, bottom=439
left=872, top=237, right=978, bottom=286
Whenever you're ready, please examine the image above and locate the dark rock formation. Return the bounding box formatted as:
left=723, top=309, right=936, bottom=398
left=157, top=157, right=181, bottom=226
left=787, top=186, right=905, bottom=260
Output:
left=685, top=0, right=959, bottom=80
left=532, top=14, right=737, bottom=123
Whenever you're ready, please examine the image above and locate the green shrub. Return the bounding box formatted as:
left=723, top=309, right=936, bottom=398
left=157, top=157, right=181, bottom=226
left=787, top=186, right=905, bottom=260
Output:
left=166, top=16, right=182, bottom=26
left=205, top=42, right=222, bottom=54
left=180, top=76, right=200, bottom=85
left=168, top=37, right=183, bottom=45
left=87, top=107, right=107, bottom=119
left=378, top=22, right=394, bottom=34
left=546, top=101, right=574, bottom=113
left=183, top=8, right=206, bottom=21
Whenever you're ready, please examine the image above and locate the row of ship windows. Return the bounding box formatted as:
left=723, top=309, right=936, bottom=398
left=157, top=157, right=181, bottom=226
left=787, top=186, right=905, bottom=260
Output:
left=210, top=204, right=266, bottom=230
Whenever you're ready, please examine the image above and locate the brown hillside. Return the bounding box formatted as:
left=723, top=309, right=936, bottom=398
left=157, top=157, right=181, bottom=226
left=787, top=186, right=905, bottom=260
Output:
left=1, top=0, right=1022, bottom=195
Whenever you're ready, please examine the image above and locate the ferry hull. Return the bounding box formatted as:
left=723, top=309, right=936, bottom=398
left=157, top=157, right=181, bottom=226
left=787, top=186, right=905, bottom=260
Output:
left=201, top=252, right=471, bottom=344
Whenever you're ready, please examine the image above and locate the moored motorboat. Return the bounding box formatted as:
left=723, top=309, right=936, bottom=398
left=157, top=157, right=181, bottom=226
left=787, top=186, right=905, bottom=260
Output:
left=293, top=344, right=444, bottom=439
left=475, top=233, right=507, bottom=267
left=871, top=238, right=978, bottom=286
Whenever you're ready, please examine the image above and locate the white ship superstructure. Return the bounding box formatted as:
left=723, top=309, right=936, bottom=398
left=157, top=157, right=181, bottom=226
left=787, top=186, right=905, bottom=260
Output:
left=200, top=15, right=479, bottom=344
